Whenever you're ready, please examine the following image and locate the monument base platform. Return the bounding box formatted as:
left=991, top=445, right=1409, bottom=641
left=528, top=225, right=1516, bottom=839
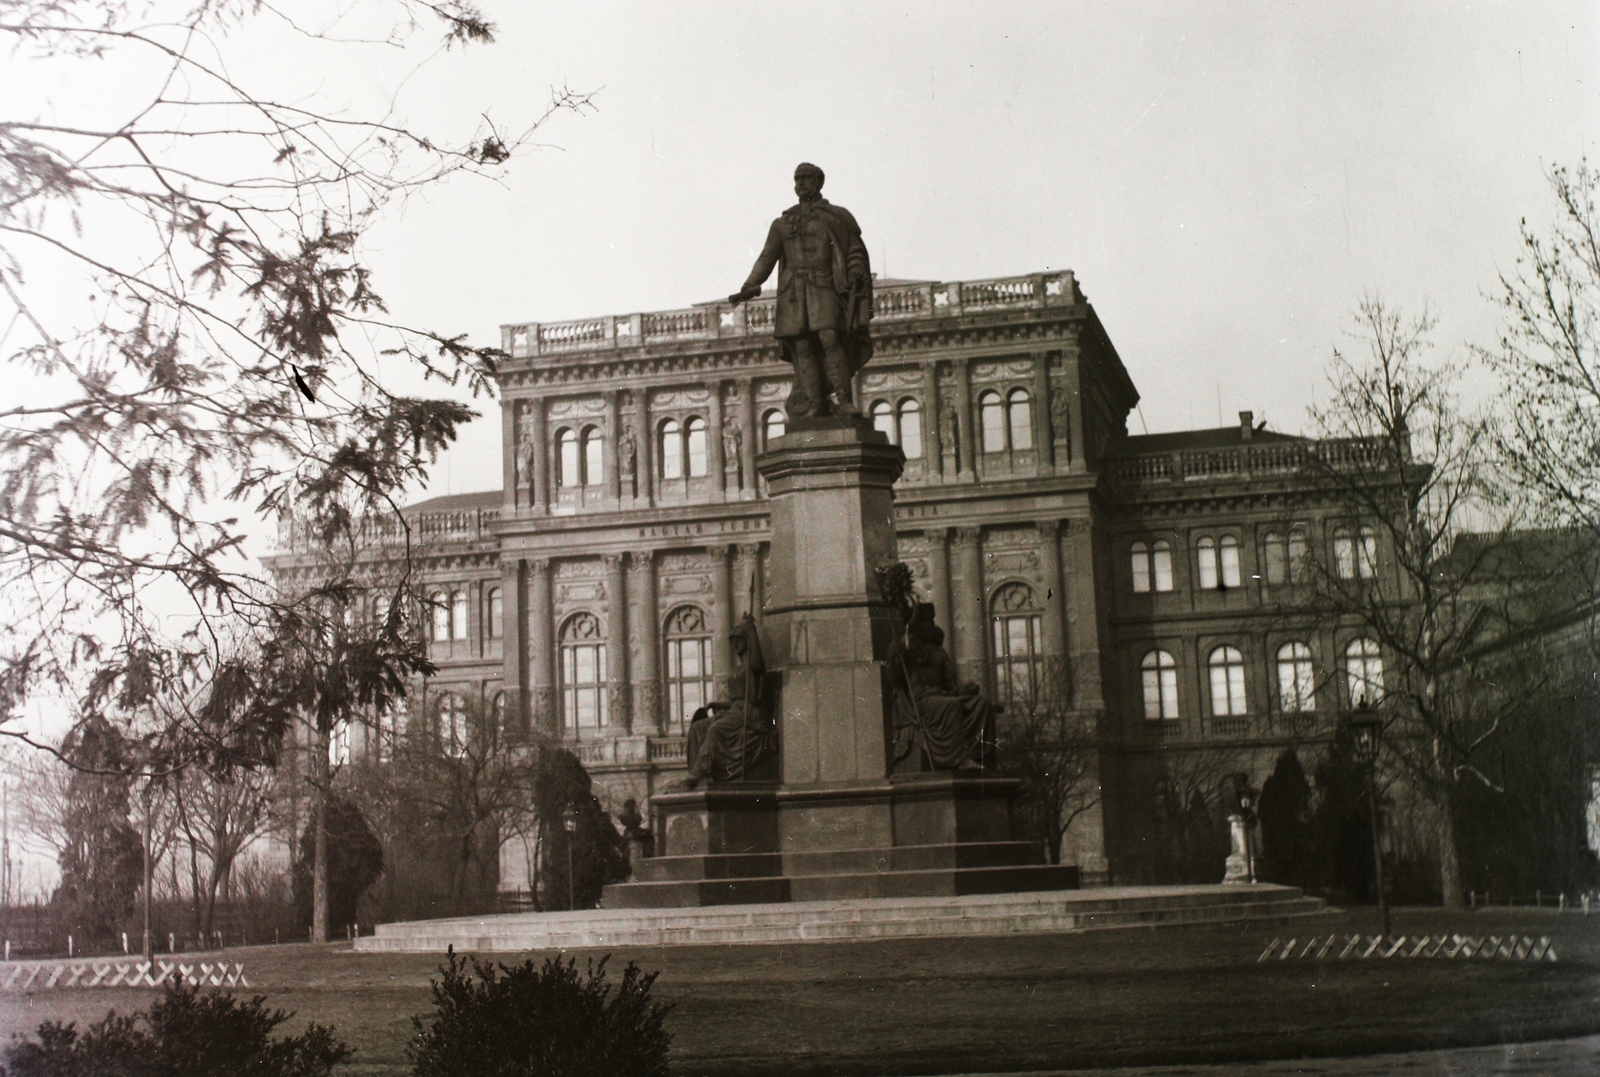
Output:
left=355, top=884, right=1333, bottom=952
left=604, top=773, right=1080, bottom=907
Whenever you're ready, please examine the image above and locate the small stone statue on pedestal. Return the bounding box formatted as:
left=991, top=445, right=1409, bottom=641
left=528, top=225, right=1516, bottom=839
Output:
left=685, top=614, right=775, bottom=786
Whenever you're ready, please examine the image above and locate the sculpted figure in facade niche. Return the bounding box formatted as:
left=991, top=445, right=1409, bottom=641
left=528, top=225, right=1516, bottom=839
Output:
left=684, top=614, right=774, bottom=786
left=730, top=163, right=873, bottom=419
left=1050, top=387, right=1070, bottom=447
left=722, top=423, right=741, bottom=468
left=619, top=426, right=637, bottom=490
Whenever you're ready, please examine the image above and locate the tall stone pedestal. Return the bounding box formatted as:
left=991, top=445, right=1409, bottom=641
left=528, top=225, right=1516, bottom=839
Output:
left=603, top=418, right=1078, bottom=908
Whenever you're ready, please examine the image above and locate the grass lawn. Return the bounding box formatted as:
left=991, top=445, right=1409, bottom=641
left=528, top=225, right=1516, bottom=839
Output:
left=2, top=905, right=1598, bottom=1076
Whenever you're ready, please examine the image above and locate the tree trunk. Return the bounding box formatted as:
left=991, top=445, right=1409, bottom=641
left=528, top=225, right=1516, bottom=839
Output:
left=1438, top=788, right=1464, bottom=908
left=311, top=722, right=330, bottom=944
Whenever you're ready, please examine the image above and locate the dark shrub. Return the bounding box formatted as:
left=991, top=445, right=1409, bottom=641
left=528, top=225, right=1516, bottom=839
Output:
left=410, top=948, right=672, bottom=1077
left=0, top=981, right=351, bottom=1077
left=535, top=748, right=630, bottom=910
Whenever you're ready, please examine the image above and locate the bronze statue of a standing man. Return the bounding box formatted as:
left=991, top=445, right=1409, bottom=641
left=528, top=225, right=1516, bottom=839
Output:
left=730, top=163, right=874, bottom=418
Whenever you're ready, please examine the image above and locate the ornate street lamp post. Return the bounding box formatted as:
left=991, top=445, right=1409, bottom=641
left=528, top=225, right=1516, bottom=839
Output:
left=561, top=805, right=579, bottom=912
left=1346, top=701, right=1390, bottom=939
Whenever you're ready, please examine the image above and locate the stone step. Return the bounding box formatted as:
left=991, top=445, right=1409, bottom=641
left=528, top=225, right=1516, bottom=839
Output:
left=608, top=862, right=1079, bottom=908
left=356, top=884, right=1331, bottom=953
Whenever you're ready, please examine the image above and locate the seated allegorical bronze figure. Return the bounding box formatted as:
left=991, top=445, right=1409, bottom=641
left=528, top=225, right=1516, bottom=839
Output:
left=886, top=602, right=998, bottom=773
left=685, top=614, right=775, bottom=787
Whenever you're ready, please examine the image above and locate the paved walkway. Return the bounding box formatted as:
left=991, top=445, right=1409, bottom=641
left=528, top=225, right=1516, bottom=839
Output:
left=947, top=1034, right=1600, bottom=1077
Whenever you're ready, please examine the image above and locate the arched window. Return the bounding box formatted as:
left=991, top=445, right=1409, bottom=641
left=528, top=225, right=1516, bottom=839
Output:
left=1208, top=646, right=1247, bottom=717
left=659, top=419, right=683, bottom=480
left=686, top=417, right=708, bottom=477
left=450, top=589, right=468, bottom=640
left=990, top=583, right=1043, bottom=711
left=560, top=613, right=607, bottom=734
left=762, top=408, right=786, bottom=447
left=491, top=691, right=508, bottom=737
left=979, top=390, right=1005, bottom=452
left=1219, top=534, right=1242, bottom=588
left=1007, top=388, right=1033, bottom=450
left=898, top=398, right=923, bottom=459
left=871, top=399, right=895, bottom=441
left=663, top=605, right=714, bottom=732
left=429, top=589, right=450, bottom=642
left=372, top=593, right=391, bottom=627
left=437, top=692, right=468, bottom=756
left=556, top=428, right=580, bottom=489
left=1288, top=528, right=1309, bottom=583
left=1263, top=532, right=1287, bottom=585
left=375, top=701, right=402, bottom=763
left=1131, top=541, right=1151, bottom=593
left=1196, top=536, right=1219, bottom=590
left=582, top=425, right=603, bottom=487
left=1277, top=642, right=1316, bottom=713
left=486, top=587, right=503, bottom=640
left=1358, top=525, right=1378, bottom=578
left=1141, top=650, right=1178, bottom=720
left=1152, top=540, right=1174, bottom=592
left=1333, top=527, right=1356, bottom=579
left=1345, top=638, right=1384, bottom=706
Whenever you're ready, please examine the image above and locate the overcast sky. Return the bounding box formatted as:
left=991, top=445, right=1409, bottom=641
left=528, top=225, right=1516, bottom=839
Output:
left=333, top=1, right=1598, bottom=499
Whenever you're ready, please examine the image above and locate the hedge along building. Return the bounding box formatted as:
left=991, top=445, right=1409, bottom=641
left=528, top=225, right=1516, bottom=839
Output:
left=268, top=269, right=1403, bottom=893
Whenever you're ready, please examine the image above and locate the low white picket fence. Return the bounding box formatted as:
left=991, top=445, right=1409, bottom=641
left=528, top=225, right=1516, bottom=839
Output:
left=1, top=959, right=249, bottom=990
left=1259, top=934, right=1556, bottom=962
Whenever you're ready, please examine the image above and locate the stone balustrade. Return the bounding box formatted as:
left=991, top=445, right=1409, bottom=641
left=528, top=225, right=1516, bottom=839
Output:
left=273, top=506, right=501, bottom=553
left=1109, top=437, right=1394, bottom=488
left=502, top=272, right=1080, bottom=359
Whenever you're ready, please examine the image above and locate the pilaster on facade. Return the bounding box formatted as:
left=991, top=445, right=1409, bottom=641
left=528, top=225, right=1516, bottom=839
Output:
left=528, top=557, right=556, bottom=735
left=628, top=548, right=662, bottom=734
left=949, top=525, right=984, bottom=685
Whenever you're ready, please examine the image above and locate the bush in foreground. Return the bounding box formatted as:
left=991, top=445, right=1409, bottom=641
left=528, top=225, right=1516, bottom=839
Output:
left=410, top=948, right=672, bottom=1077
left=0, top=981, right=351, bottom=1077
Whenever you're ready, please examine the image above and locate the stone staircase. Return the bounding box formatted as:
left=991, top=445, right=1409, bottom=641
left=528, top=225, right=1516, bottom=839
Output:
left=354, top=884, right=1333, bottom=953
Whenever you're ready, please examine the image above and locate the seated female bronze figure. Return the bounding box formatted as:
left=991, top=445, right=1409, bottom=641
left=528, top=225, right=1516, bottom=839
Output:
left=886, top=603, right=998, bottom=773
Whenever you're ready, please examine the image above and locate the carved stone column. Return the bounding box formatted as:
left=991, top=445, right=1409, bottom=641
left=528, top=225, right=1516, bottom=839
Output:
left=922, top=363, right=944, bottom=481
left=950, top=526, right=985, bottom=687
left=629, top=549, right=661, bottom=732
left=1037, top=519, right=1070, bottom=698
left=529, top=401, right=549, bottom=516
left=1032, top=353, right=1055, bottom=470
left=637, top=393, right=655, bottom=508
left=737, top=378, right=758, bottom=500
left=528, top=557, right=556, bottom=735
left=603, top=553, right=631, bottom=732
left=925, top=527, right=952, bottom=635
left=708, top=544, right=734, bottom=691
left=708, top=382, right=728, bottom=500
left=604, top=390, right=622, bottom=502
left=952, top=358, right=975, bottom=479
left=500, top=557, right=529, bottom=738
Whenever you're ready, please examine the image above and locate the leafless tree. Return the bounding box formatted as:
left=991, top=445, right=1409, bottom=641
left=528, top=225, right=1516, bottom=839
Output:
left=1300, top=296, right=1530, bottom=907
left=172, top=758, right=272, bottom=937
left=999, top=660, right=1101, bottom=866
left=1, top=0, right=592, bottom=941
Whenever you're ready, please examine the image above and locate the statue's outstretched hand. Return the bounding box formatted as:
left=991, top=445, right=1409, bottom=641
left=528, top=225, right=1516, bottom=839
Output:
left=729, top=286, right=761, bottom=305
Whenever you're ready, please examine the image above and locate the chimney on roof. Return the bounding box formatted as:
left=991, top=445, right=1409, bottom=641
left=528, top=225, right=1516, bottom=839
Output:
left=1239, top=411, right=1254, bottom=441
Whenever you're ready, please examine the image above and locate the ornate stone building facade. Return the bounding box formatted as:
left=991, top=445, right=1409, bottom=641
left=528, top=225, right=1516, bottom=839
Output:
left=272, top=270, right=1399, bottom=888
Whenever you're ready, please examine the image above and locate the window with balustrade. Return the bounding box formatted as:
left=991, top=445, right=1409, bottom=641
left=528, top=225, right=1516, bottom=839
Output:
left=990, top=582, right=1044, bottom=712
left=1333, top=524, right=1378, bottom=580
left=556, top=428, right=580, bottom=488
left=762, top=408, right=786, bottom=447
left=581, top=425, right=603, bottom=487
left=664, top=605, right=714, bottom=732
left=686, top=417, right=708, bottom=477
left=977, top=388, right=1035, bottom=454
left=1007, top=388, right=1033, bottom=450
left=1345, top=638, right=1384, bottom=706
left=659, top=419, right=683, bottom=479
left=560, top=612, right=608, bottom=735
left=867, top=397, right=925, bottom=460
left=1141, top=650, right=1178, bottom=720
left=436, top=691, right=468, bottom=757
left=485, top=586, right=503, bottom=640
left=1277, top=642, right=1316, bottom=713
left=1208, top=646, right=1248, bottom=721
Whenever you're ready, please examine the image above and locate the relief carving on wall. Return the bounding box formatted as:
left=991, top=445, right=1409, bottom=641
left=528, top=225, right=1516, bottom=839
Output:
left=755, top=380, right=792, bottom=403
left=652, top=387, right=713, bottom=409
left=548, top=397, right=606, bottom=420
left=662, top=574, right=712, bottom=596
left=860, top=367, right=923, bottom=391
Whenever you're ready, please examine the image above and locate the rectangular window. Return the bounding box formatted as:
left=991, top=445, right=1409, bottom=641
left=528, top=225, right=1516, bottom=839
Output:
left=1143, top=663, right=1178, bottom=720
left=1152, top=544, right=1174, bottom=592
left=992, top=614, right=1043, bottom=712
left=562, top=643, right=607, bottom=732
left=666, top=637, right=713, bottom=729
